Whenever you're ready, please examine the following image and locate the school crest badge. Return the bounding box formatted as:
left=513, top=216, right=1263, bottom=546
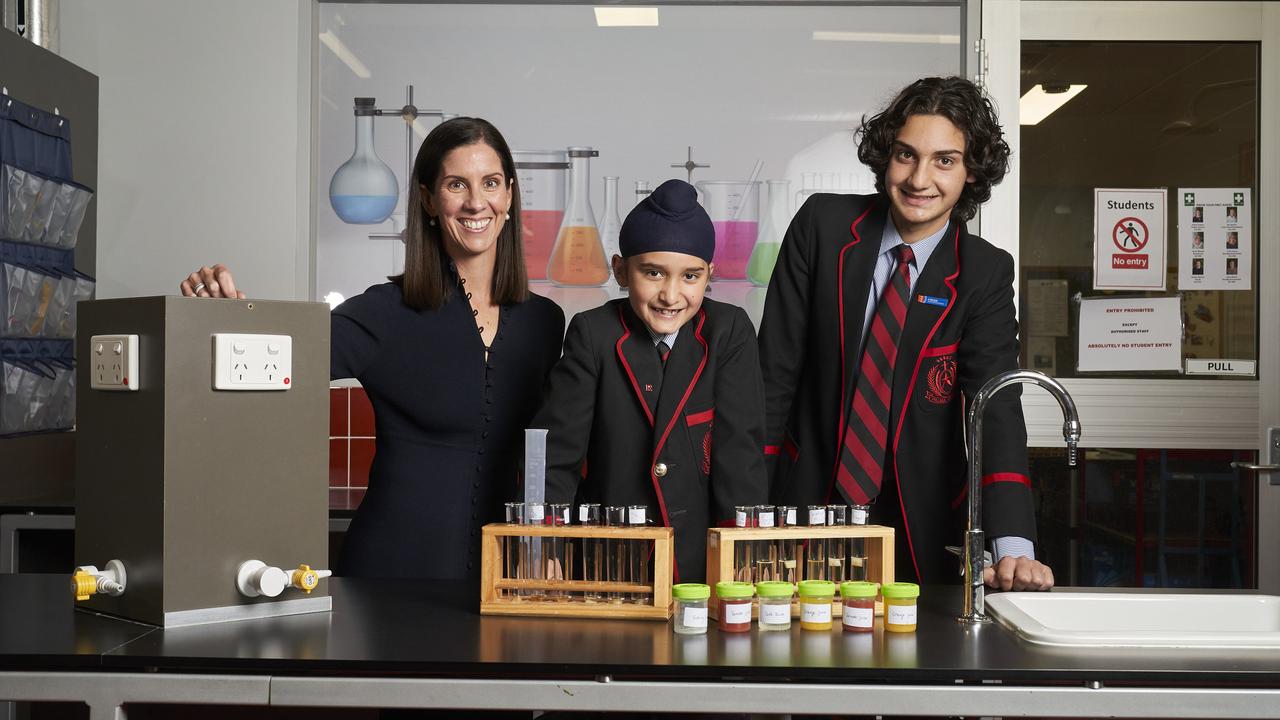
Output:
left=924, top=354, right=957, bottom=405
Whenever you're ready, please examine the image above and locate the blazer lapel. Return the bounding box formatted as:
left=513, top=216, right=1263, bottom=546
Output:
left=892, top=222, right=961, bottom=417
left=840, top=200, right=886, bottom=418
left=614, top=303, right=663, bottom=425
left=653, top=310, right=708, bottom=450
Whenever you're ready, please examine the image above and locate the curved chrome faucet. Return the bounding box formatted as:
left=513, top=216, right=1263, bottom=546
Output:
left=961, top=369, right=1081, bottom=623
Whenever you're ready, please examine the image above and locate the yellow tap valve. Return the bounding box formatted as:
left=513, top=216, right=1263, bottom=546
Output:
left=72, top=569, right=98, bottom=601
left=291, top=564, right=320, bottom=593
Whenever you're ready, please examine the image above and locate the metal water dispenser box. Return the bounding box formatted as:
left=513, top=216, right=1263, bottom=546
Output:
left=75, top=297, right=331, bottom=627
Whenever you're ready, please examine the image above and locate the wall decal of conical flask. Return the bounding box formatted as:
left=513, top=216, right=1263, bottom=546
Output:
left=747, top=180, right=791, bottom=287
left=329, top=98, right=399, bottom=224
left=547, top=147, right=610, bottom=287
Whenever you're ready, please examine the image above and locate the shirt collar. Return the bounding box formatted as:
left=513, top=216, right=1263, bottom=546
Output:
left=648, top=327, right=680, bottom=348
left=880, top=218, right=949, bottom=270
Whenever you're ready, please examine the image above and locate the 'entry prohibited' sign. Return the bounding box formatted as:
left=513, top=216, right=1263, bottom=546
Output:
left=1094, top=188, right=1167, bottom=290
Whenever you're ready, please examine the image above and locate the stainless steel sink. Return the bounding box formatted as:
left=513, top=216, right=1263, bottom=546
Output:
left=985, top=591, right=1280, bottom=648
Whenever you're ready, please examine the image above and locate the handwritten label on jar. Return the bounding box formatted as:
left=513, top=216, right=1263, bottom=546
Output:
left=760, top=603, right=791, bottom=625
left=852, top=507, right=868, bottom=525
left=683, top=606, right=708, bottom=628
left=786, top=508, right=797, bottom=525
left=629, top=507, right=646, bottom=524
left=808, top=508, right=826, bottom=525
left=758, top=512, right=776, bottom=528
left=579, top=506, right=590, bottom=522
left=723, top=602, right=753, bottom=625
left=801, top=602, right=832, bottom=623
left=887, top=603, right=918, bottom=626
left=527, top=506, right=545, bottom=522
left=843, top=605, right=874, bottom=628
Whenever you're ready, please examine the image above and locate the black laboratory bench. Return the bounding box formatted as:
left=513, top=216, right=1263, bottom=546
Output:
left=1, top=576, right=1279, bottom=718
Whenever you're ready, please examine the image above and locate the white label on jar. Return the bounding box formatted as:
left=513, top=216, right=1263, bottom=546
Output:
left=527, top=505, right=544, bottom=522
left=682, top=606, right=708, bottom=628
left=852, top=507, right=868, bottom=525
left=760, top=602, right=791, bottom=625
left=801, top=602, right=831, bottom=623
left=786, top=508, right=797, bottom=525
left=759, top=512, right=775, bottom=528
left=629, top=507, right=646, bottom=524
left=579, top=505, right=590, bottom=522
left=808, top=508, right=826, bottom=525
left=723, top=602, right=753, bottom=624
left=887, top=603, right=917, bottom=626
left=843, top=605, right=874, bottom=628
left=735, top=510, right=747, bottom=527
left=559, top=507, right=571, bottom=523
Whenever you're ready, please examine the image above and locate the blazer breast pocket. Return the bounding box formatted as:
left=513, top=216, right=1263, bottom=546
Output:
left=684, top=406, right=715, bottom=480
left=914, top=343, right=959, bottom=413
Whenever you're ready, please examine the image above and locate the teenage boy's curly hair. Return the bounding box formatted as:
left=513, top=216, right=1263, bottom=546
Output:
left=856, top=77, right=1010, bottom=222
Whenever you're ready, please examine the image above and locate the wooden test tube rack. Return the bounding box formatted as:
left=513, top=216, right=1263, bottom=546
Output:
left=480, top=523, right=674, bottom=620
left=705, top=525, right=895, bottom=617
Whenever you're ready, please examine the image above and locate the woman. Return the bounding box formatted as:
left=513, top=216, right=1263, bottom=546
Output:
left=181, top=118, right=565, bottom=579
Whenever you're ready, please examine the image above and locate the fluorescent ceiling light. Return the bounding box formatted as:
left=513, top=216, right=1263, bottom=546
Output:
left=594, top=7, right=659, bottom=27
left=812, top=31, right=959, bottom=44
left=1019, top=84, right=1087, bottom=125
left=319, top=30, right=371, bottom=79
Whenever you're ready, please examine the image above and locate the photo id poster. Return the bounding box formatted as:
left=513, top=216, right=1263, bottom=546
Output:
left=1093, top=188, right=1167, bottom=291
left=1177, top=188, right=1251, bottom=290
left=1077, top=296, right=1182, bottom=372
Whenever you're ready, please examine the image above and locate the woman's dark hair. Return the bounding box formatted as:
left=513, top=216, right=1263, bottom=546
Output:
left=856, top=77, right=1010, bottom=222
left=392, top=117, right=528, bottom=310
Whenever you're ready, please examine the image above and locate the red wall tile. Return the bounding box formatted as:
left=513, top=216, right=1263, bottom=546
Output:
left=350, top=438, right=376, bottom=488
left=329, top=438, right=349, bottom=488
left=329, top=388, right=349, bottom=438
left=350, top=388, right=375, bottom=437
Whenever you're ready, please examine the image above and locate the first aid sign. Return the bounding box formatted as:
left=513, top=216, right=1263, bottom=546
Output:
left=1094, top=188, right=1167, bottom=290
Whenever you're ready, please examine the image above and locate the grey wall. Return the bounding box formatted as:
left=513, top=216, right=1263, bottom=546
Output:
left=56, top=0, right=314, bottom=301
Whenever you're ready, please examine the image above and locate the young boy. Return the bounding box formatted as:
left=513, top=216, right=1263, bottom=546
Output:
left=758, top=77, right=1054, bottom=591
left=534, top=179, right=768, bottom=583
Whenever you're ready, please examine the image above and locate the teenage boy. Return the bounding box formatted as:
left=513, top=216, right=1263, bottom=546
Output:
left=758, top=77, right=1054, bottom=591
left=534, top=179, right=769, bottom=583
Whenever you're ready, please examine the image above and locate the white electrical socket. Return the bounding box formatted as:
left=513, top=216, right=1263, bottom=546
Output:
left=212, top=333, right=292, bottom=391
left=89, top=334, right=139, bottom=391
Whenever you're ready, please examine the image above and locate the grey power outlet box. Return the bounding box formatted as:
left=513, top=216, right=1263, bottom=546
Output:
left=75, top=297, right=331, bottom=627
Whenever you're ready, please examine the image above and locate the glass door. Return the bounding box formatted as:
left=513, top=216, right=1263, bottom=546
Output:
left=980, top=1, right=1279, bottom=591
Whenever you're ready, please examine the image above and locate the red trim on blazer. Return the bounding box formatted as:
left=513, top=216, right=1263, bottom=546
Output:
left=615, top=304, right=655, bottom=427
left=685, top=408, right=715, bottom=426
left=647, top=310, right=709, bottom=583
left=922, top=342, right=959, bottom=357
left=984, top=472, right=1031, bottom=487
left=764, top=436, right=798, bottom=461
left=826, top=200, right=879, bottom=504
left=890, top=224, right=962, bottom=582
left=949, top=473, right=1031, bottom=510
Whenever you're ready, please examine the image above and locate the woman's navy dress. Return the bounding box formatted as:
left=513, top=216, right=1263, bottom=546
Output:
left=330, top=281, right=564, bottom=579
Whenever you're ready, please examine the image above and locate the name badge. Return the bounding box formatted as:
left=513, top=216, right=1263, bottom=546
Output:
left=917, top=294, right=949, bottom=308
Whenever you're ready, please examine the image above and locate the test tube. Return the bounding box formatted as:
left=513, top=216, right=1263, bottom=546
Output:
left=522, top=501, right=546, bottom=601
left=547, top=503, right=571, bottom=599
left=733, top=505, right=757, bottom=583
left=755, top=505, right=778, bottom=582
left=827, top=505, right=848, bottom=588
left=503, top=501, right=523, bottom=599
left=605, top=505, right=628, bottom=603
left=777, top=505, right=799, bottom=585
left=628, top=504, right=649, bottom=604
left=850, top=503, right=869, bottom=581
left=579, top=503, right=603, bottom=602
left=805, top=504, right=827, bottom=581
